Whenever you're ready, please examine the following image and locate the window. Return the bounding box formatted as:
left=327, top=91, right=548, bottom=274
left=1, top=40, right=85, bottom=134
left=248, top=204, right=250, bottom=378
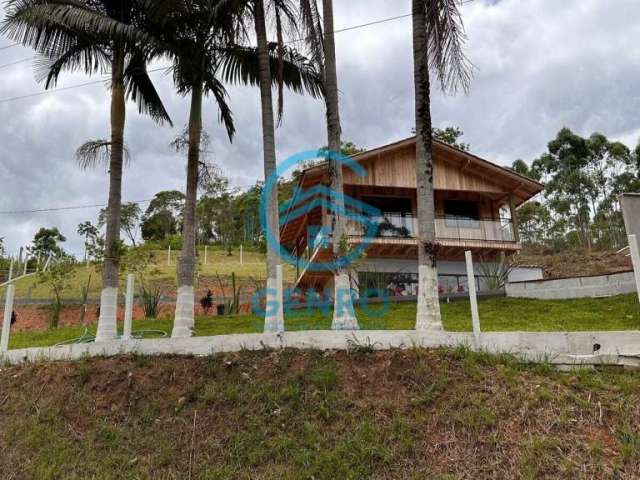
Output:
left=444, top=200, right=480, bottom=228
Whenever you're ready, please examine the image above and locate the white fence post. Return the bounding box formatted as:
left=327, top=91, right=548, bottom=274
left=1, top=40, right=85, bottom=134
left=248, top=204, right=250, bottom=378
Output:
left=122, top=274, right=135, bottom=341
left=22, top=257, right=28, bottom=276
left=8, top=259, right=13, bottom=282
left=628, top=235, right=640, bottom=304
left=1, top=284, right=16, bottom=354
left=167, top=245, right=171, bottom=267
left=465, top=250, right=481, bottom=344
left=204, top=245, right=208, bottom=266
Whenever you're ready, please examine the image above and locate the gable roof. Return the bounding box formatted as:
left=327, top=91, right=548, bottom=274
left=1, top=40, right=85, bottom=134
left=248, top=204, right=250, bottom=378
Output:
left=298, top=136, right=543, bottom=205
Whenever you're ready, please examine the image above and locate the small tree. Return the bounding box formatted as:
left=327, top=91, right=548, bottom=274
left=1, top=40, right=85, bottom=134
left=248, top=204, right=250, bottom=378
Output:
left=37, top=256, right=75, bottom=328
left=120, top=247, right=163, bottom=319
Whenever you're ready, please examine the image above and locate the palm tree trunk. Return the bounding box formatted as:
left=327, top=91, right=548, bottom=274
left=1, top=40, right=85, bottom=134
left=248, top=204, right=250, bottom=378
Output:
left=412, top=0, right=443, bottom=330
left=255, top=0, right=284, bottom=332
left=172, top=81, right=203, bottom=338
left=323, top=0, right=357, bottom=330
left=95, top=47, right=126, bottom=342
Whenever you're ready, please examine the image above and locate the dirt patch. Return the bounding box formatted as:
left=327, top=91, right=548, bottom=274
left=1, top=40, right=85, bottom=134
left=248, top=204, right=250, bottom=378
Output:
left=516, top=248, right=632, bottom=279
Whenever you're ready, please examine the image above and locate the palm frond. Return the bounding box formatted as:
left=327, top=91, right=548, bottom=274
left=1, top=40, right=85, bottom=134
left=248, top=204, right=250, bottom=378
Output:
left=220, top=43, right=323, bottom=99
left=125, top=51, right=173, bottom=126
left=76, top=139, right=130, bottom=170
left=298, top=0, right=324, bottom=75
left=204, top=76, right=235, bottom=141
left=34, top=39, right=110, bottom=88
left=424, top=0, right=473, bottom=94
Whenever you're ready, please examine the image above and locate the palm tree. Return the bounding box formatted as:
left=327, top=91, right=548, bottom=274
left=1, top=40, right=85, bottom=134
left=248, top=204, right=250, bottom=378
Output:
left=412, top=0, right=471, bottom=330
left=2, top=0, right=172, bottom=342
left=148, top=0, right=322, bottom=336
left=249, top=0, right=301, bottom=332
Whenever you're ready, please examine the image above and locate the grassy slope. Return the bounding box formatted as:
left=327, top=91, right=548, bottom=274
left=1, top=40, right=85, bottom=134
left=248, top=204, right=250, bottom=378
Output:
left=9, top=293, right=640, bottom=350
left=9, top=247, right=296, bottom=300
left=1, top=348, right=639, bottom=479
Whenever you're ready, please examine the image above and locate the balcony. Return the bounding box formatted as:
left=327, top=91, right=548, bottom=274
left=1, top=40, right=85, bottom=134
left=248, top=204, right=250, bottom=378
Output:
left=344, top=213, right=516, bottom=243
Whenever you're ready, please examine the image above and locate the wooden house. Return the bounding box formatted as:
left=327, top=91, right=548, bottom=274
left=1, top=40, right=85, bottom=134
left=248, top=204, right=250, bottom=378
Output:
left=280, top=136, right=544, bottom=296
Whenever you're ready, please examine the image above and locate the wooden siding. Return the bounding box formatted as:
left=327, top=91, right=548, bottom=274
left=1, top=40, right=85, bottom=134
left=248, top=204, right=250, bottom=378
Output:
left=343, top=144, right=508, bottom=195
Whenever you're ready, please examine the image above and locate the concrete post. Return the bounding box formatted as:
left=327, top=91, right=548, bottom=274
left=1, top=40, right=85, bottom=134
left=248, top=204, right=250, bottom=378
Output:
left=8, top=259, right=13, bottom=282
left=628, top=235, right=640, bottom=304
left=1, top=284, right=15, bottom=353
left=465, top=251, right=481, bottom=343
left=22, top=257, right=28, bottom=276
left=122, top=274, right=135, bottom=341
left=204, top=245, right=208, bottom=266
left=167, top=245, right=171, bottom=267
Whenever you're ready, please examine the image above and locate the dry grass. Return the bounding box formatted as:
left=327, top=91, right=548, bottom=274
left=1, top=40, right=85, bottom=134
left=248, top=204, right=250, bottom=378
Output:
left=1, top=348, right=639, bottom=479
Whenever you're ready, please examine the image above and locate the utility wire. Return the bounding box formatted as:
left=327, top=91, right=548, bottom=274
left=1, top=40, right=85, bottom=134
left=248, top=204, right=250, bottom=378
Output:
left=0, top=12, right=412, bottom=102
left=0, top=66, right=166, bottom=104
left=0, top=199, right=152, bottom=215
left=0, top=57, right=31, bottom=70
left=0, top=43, right=19, bottom=51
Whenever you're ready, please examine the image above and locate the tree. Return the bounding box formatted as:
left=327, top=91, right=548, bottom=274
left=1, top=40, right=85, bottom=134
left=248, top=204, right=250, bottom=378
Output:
left=77, top=221, right=103, bottom=262
left=0, top=237, right=5, bottom=258
left=432, top=126, right=469, bottom=151
left=145, top=0, right=322, bottom=337
left=412, top=0, right=472, bottom=330
left=140, top=191, right=186, bottom=241
left=2, top=0, right=172, bottom=342
left=31, top=227, right=66, bottom=259
left=98, top=202, right=141, bottom=246
left=37, top=255, right=75, bottom=328
left=240, top=0, right=323, bottom=332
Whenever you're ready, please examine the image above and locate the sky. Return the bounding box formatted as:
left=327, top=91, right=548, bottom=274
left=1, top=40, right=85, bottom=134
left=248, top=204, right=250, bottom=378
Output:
left=1, top=0, right=640, bottom=256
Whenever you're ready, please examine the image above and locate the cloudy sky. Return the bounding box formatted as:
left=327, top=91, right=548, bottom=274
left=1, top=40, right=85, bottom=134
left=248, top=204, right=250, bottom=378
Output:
left=1, top=0, right=640, bottom=256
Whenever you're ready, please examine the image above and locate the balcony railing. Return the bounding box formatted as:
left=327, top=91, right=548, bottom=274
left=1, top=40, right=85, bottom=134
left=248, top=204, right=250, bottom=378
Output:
left=343, top=213, right=516, bottom=243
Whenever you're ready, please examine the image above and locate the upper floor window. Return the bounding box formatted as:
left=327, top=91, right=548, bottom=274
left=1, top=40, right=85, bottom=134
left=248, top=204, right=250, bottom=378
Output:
left=444, top=200, right=480, bottom=228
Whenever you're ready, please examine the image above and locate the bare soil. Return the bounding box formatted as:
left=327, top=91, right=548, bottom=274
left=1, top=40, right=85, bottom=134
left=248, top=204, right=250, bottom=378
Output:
left=516, top=248, right=632, bottom=279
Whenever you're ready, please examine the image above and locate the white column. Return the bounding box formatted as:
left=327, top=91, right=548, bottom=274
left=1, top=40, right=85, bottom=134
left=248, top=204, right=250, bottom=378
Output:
left=628, top=235, right=640, bottom=304
left=465, top=250, right=481, bottom=343
left=167, top=245, right=171, bottom=266
left=1, top=284, right=15, bottom=353
left=122, top=274, right=135, bottom=341
left=204, top=245, right=208, bottom=266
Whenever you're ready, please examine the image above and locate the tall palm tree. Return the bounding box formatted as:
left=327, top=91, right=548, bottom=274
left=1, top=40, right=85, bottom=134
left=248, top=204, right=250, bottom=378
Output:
left=412, top=0, right=471, bottom=330
left=148, top=0, right=322, bottom=336
left=1, top=0, right=172, bottom=342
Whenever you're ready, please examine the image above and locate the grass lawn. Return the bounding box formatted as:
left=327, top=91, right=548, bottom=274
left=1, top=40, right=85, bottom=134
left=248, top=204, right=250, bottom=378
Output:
left=8, top=293, right=640, bottom=350
left=9, top=247, right=296, bottom=300
left=1, top=348, right=639, bottom=478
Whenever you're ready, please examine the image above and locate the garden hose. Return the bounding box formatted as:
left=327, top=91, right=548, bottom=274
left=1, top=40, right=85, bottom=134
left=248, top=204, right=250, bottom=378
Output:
left=54, top=328, right=168, bottom=347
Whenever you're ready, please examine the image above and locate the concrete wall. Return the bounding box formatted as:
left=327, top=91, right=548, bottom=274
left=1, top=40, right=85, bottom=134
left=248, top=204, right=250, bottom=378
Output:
left=4, top=329, right=640, bottom=368
left=506, top=271, right=636, bottom=299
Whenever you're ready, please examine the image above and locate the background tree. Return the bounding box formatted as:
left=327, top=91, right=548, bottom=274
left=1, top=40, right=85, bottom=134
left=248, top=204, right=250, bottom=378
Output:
left=412, top=0, right=472, bottom=330
left=432, top=126, right=469, bottom=151
left=140, top=191, right=186, bottom=242
left=77, top=221, right=104, bottom=262
left=2, top=0, right=173, bottom=342
left=0, top=237, right=5, bottom=258
left=98, top=202, right=141, bottom=246
left=37, top=255, right=75, bottom=328
left=31, top=227, right=67, bottom=259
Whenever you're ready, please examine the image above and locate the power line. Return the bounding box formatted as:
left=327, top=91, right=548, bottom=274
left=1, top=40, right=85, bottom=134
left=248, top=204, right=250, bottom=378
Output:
left=0, top=12, right=412, bottom=102
left=0, top=57, right=31, bottom=70
left=0, top=199, right=152, bottom=215
left=0, top=43, right=19, bottom=51
left=0, top=66, right=166, bottom=104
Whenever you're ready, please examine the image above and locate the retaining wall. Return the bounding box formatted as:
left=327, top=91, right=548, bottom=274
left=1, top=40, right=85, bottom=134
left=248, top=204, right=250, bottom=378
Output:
left=505, top=271, right=636, bottom=300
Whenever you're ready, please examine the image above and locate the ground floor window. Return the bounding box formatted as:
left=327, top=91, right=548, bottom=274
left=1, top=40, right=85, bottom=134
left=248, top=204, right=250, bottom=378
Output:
left=358, top=271, right=497, bottom=298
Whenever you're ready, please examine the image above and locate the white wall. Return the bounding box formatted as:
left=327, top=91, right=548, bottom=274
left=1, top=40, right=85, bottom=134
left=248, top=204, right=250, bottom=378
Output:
left=506, top=271, right=636, bottom=299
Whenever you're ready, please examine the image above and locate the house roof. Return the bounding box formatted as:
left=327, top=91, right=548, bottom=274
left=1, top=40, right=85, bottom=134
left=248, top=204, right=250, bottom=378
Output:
left=298, top=136, right=544, bottom=205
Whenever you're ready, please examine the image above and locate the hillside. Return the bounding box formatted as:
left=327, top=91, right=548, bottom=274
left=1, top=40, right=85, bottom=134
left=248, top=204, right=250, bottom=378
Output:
left=516, top=248, right=632, bottom=279
left=1, top=349, right=639, bottom=479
